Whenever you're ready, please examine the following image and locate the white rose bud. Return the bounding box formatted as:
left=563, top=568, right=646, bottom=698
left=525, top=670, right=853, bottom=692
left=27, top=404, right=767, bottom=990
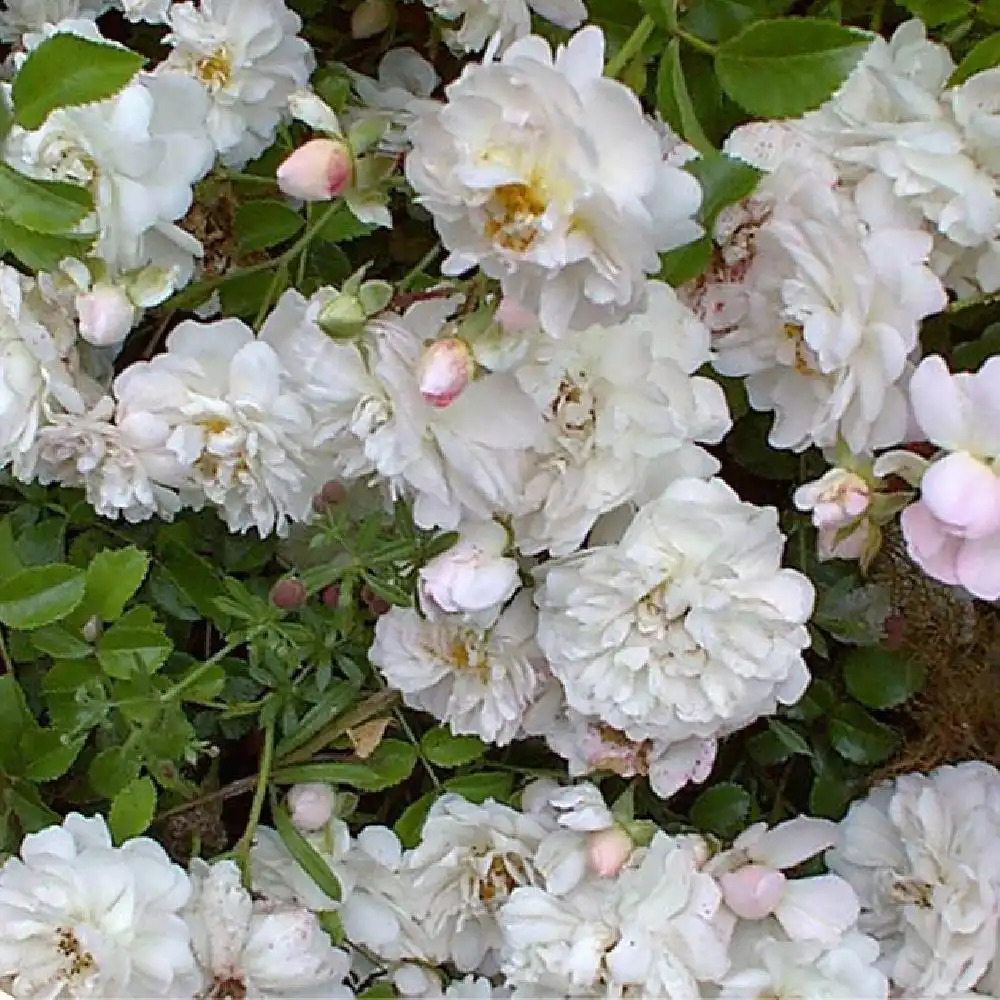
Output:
left=793, top=468, right=871, bottom=530
left=418, top=520, right=518, bottom=626
left=287, top=782, right=336, bottom=832
left=352, top=0, right=392, bottom=38
left=418, top=337, right=473, bottom=408
left=277, top=138, right=353, bottom=202
left=586, top=826, right=633, bottom=878
left=76, top=283, right=136, bottom=346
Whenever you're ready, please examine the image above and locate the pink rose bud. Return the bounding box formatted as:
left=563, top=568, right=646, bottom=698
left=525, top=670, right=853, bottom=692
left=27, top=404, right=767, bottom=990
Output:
left=270, top=578, right=307, bottom=609
left=586, top=826, right=634, bottom=878
left=287, top=782, right=337, bottom=831
left=76, top=283, right=136, bottom=346
left=277, top=138, right=353, bottom=202
left=719, top=864, right=787, bottom=920
left=920, top=450, right=1000, bottom=540
left=352, top=0, right=392, bottom=38
left=418, top=338, right=473, bottom=408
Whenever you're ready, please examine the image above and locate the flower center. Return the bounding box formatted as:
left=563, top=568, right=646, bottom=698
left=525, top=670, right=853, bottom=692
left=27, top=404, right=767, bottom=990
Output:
left=195, top=45, right=233, bottom=91
left=201, top=977, right=248, bottom=1000
left=477, top=852, right=531, bottom=906
left=891, top=876, right=935, bottom=908
left=782, top=322, right=819, bottom=376
left=56, top=927, right=96, bottom=984
left=485, top=182, right=547, bottom=253
left=551, top=374, right=596, bottom=440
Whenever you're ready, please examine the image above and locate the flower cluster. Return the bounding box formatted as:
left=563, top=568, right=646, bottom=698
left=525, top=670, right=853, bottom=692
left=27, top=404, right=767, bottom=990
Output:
left=248, top=779, right=880, bottom=998
left=0, top=812, right=352, bottom=999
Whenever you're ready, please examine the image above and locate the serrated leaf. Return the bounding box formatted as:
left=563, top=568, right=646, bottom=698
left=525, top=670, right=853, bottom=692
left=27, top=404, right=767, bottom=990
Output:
left=686, top=152, right=761, bottom=229
left=421, top=728, right=487, bottom=768
left=0, top=163, right=93, bottom=234
left=0, top=564, right=86, bottom=629
left=22, top=728, right=84, bottom=782
left=85, top=546, right=150, bottom=621
left=89, top=746, right=141, bottom=798
left=828, top=703, right=900, bottom=765
left=96, top=613, right=172, bottom=679
left=30, top=623, right=92, bottom=659
left=658, top=236, right=713, bottom=287
left=394, top=791, right=437, bottom=848
left=715, top=18, right=872, bottom=118
left=689, top=781, right=751, bottom=837
left=13, top=34, right=143, bottom=126
left=272, top=800, right=343, bottom=903
left=843, top=647, right=925, bottom=709
left=235, top=199, right=304, bottom=252
left=109, top=775, right=156, bottom=843
left=178, top=662, right=227, bottom=703
left=0, top=218, right=93, bottom=270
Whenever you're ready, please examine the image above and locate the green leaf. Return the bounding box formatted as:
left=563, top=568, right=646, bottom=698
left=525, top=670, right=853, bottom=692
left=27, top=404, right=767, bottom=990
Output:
left=14, top=513, right=66, bottom=565
left=978, top=0, right=1000, bottom=25
left=22, top=728, right=84, bottom=782
left=0, top=564, right=86, bottom=629
left=749, top=718, right=813, bottom=764
left=657, top=39, right=714, bottom=155
left=420, top=728, right=487, bottom=768
left=901, top=0, right=972, bottom=24
left=394, top=791, right=437, bottom=848
left=953, top=323, right=1000, bottom=371
left=7, top=784, right=58, bottom=833
left=0, top=517, right=24, bottom=578
left=273, top=800, right=343, bottom=903
left=179, top=662, right=227, bottom=703
left=0, top=218, right=93, bottom=271
left=0, top=162, right=93, bottom=234
left=442, top=771, right=515, bottom=804
left=809, top=770, right=854, bottom=819
left=715, top=18, right=872, bottom=118
left=0, top=676, right=30, bottom=773
left=658, top=236, right=713, bottom=287
left=89, top=745, right=141, bottom=798
left=949, top=33, right=1000, bottom=85
left=235, top=199, right=305, bottom=252
left=828, top=702, right=900, bottom=765
left=687, top=152, right=762, bottom=230
left=109, top=775, right=156, bottom=843
left=84, top=546, right=150, bottom=621
left=843, top=647, right=925, bottom=709
left=12, top=34, right=143, bottom=129
left=315, top=204, right=373, bottom=241
left=96, top=615, right=173, bottom=679
left=276, top=740, right=417, bottom=792
left=689, top=781, right=752, bottom=837
left=30, top=623, right=92, bottom=659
